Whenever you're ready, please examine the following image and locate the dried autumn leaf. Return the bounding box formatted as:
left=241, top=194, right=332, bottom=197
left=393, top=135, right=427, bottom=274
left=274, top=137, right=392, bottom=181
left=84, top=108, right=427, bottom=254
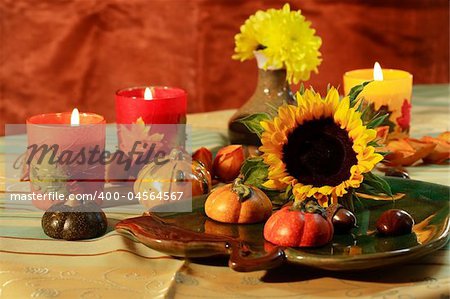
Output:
left=375, top=126, right=390, bottom=145
left=408, top=138, right=438, bottom=161
left=384, top=138, right=436, bottom=166
left=421, top=136, right=450, bottom=164
left=384, top=139, right=415, bottom=159
left=437, top=131, right=450, bottom=143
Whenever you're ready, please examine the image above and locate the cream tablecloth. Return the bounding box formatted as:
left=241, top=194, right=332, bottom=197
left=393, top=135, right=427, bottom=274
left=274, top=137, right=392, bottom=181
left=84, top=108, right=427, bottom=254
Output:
left=0, top=85, right=449, bottom=298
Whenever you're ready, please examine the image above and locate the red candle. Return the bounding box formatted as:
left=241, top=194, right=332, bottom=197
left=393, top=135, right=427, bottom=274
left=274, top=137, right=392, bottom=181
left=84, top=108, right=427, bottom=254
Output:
left=115, top=86, right=187, bottom=124
left=26, top=109, right=106, bottom=210
left=114, top=87, right=187, bottom=180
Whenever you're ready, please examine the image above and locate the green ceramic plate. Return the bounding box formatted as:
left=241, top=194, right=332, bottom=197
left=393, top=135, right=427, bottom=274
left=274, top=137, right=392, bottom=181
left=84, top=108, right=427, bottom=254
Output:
left=116, top=177, right=450, bottom=272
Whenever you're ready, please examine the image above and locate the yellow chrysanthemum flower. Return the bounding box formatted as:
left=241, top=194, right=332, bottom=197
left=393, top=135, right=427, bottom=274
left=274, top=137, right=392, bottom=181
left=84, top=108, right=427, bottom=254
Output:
left=233, top=4, right=322, bottom=84
left=259, top=87, right=383, bottom=206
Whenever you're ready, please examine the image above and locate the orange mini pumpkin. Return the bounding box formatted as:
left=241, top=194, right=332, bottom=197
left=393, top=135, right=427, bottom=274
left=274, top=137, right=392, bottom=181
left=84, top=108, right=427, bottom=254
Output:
left=205, top=178, right=272, bottom=224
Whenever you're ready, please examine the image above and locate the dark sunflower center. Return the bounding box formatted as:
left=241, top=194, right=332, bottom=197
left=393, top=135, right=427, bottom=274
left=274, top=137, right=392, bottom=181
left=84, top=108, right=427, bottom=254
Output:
left=282, top=117, right=357, bottom=187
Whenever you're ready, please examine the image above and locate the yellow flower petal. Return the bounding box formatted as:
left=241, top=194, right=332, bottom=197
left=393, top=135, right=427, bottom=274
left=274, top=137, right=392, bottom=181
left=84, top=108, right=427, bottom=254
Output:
left=233, top=4, right=322, bottom=84
left=260, top=120, right=275, bottom=133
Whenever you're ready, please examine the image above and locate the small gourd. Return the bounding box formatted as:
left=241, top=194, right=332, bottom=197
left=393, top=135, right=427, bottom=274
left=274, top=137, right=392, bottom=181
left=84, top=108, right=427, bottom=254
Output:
left=264, top=199, right=334, bottom=247
left=134, top=148, right=212, bottom=209
left=42, top=201, right=107, bottom=240
left=205, top=178, right=272, bottom=224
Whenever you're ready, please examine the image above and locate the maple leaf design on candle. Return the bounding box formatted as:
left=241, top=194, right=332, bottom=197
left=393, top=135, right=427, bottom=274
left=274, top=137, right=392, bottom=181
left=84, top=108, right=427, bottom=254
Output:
left=119, top=117, right=165, bottom=158
left=396, top=99, right=411, bottom=131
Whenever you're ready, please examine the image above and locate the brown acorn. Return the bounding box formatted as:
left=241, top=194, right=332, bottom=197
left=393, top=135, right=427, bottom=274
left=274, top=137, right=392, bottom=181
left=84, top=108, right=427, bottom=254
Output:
left=376, top=209, right=414, bottom=236
left=327, top=204, right=357, bottom=234
left=385, top=168, right=410, bottom=179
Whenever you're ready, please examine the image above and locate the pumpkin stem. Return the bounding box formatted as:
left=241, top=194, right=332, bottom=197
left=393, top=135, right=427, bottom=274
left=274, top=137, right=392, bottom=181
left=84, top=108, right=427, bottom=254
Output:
left=231, top=178, right=252, bottom=202
left=295, top=198, right=327, bottom=218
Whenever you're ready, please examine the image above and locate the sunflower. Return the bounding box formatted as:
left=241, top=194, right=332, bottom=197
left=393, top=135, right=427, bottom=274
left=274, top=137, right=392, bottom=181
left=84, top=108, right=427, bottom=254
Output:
left=259, top=87, right=383, bottom=205
left=233, top=4, right=322, bottom=84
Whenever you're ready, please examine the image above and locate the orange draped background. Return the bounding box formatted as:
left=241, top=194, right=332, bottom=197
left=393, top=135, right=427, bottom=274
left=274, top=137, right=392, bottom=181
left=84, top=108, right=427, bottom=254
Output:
left=0, top=0, right=448, bottom=135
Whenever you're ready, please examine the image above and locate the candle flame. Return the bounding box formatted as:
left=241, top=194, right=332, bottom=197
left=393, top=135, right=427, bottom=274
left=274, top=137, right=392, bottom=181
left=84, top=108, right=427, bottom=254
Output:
left=144, top=87, right=153, bottom=100
left=373, top=62, right=383, bottom=81
left=71, top=108, right=80, bottom=126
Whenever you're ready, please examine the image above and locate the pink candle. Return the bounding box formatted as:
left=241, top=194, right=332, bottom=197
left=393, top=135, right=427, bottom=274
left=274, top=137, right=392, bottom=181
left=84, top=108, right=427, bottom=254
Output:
left=26, top=110, right=106, bottom=210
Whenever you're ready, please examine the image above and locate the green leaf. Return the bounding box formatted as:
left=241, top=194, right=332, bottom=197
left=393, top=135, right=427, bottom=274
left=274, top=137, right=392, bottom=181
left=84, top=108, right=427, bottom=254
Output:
left=352, top=191, right=365, bottom=210
left=348, top=81, right=372, bottom=107
left=360, top=102, right=396, bottom=132
left=284, top=184, right=293, bottom=198
left=367, top=141, right=379, bottom=147
left=377, top=151, right=390, bottom=157
left=361, top=172, right=393, bottom=197
left=240, top=157, right=269, bottom=188
left=240, top=157, right=264, bottom=177
left=237, top=113, right=270, bottom=137
left=358, top=99, right=370, bottom=114
left=263, top=189, right=291, bottom=206
left=366, top=142, right=389, bottom=156
left=245, top=167, right=269, bottom=187
left=240, top=157, right=294, bottom=206
left=298, top=83, right=305, bottom=95
left=366, top=113, right=389, bottom=129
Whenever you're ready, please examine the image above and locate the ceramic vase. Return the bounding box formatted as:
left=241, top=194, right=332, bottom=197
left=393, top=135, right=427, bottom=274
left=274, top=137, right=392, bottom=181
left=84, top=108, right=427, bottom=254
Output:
left=228, top=52, right=295, bottom=145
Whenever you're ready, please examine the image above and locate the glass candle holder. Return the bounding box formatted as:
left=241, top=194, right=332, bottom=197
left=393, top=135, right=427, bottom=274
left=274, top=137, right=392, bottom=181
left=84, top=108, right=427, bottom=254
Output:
left=115, top=86, right=187, bottom=124
left=114, top=86, right=188, bottom=181
left=26, top=111, right=106, bottom=210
